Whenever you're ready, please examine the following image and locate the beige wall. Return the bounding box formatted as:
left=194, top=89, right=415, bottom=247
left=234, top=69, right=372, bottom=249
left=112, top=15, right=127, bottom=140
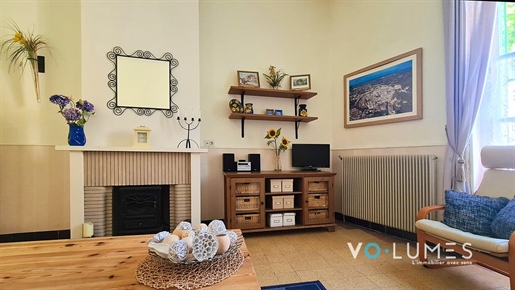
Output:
left=0, top=0, right=448, bottom=234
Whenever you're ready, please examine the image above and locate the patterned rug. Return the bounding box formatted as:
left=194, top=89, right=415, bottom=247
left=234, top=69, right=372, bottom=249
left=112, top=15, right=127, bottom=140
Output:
left=261, top=280, right=326, bottom=290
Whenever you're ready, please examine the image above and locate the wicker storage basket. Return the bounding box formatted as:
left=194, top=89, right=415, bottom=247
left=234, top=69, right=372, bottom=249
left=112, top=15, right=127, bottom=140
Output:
left=235, top=183, right=260, bottom=194
left=235, top=196, right=259, bottom=211
left=236, top=214, right=260, bottom=225
left=308, top=194, right=329, bottom=208
left=307, top=181, right=328, bottom=192
left=308, top=210, right=329, bottom=220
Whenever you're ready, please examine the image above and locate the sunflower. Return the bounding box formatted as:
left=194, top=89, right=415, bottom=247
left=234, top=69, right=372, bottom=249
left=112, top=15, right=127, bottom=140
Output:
left=264, top=128, right=289, bottom=156
left=266, top=128, right=278, bottom=139
left=280, top=137, right=290, bottom=149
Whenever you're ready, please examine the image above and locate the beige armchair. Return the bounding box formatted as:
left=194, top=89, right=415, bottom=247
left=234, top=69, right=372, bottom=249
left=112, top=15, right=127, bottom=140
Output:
left=416, top=146, right=515, bottom=289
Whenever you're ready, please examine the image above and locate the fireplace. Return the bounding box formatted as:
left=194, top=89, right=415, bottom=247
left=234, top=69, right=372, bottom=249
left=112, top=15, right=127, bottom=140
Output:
left=112, top=185, right=170, bottom=236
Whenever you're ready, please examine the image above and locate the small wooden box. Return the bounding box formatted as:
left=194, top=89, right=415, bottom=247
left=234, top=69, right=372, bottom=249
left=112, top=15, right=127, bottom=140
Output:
left=282, top=212, right=296, bottom=226
left=235, top=196, right=259, bottom=211
left=272, top=196, right=283, bottom=209
left=308, top=194, right=329, bottom=208
left=270, top=179, right=282, bottom=192
left=281, top=179, right=294, bottom=192
left=267, top=213, right=283, bottom=227
left=282, top=195, right=294, bottom=209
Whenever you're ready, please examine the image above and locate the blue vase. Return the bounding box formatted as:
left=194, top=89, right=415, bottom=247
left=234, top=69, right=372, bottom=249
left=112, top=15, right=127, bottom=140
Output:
left=299, top=104, right=308, bottom=117
left=68, top=124, right=86, bottom=146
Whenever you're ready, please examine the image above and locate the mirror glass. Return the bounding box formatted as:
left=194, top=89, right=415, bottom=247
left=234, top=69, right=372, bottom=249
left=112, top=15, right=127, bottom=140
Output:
left=107, top=46, right=179, bottom=117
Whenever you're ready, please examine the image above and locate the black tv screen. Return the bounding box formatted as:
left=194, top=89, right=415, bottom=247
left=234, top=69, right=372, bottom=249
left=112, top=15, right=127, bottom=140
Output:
left=291, top=144, right=330, bottom=171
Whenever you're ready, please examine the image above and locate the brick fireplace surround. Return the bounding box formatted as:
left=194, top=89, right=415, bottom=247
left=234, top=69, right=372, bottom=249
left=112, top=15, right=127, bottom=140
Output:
left=56, top=146, right=206, bottom=239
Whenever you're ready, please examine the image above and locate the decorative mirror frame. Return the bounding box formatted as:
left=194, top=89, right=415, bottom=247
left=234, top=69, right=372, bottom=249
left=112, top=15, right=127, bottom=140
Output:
left=107, top=46, right=179, bottom=117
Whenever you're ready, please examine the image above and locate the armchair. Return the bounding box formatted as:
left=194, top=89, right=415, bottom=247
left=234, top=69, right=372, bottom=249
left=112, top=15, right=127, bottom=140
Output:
left=416, top=146, right=515, bottom=289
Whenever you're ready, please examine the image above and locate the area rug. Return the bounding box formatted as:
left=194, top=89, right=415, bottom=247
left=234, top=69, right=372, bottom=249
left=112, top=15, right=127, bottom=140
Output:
left=261, top=280, right=326, bottom=290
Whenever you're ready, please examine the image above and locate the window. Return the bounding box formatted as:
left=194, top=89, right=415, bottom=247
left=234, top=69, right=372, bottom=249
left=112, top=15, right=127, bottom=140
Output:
left=471, top=2, right=515, bottom=189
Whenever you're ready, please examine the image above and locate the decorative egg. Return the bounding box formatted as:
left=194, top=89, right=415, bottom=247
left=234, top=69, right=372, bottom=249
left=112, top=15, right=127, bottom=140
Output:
left=162, top=234, right=180, bottom=244
left=182, top=236, right=194, bottom=252
left=195, top=223, right=208, bottom=231
left=208, top=219, right=227, bottom=235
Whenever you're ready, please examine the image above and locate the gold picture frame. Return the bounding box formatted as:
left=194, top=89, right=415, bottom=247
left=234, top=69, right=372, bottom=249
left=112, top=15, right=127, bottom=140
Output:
left=237, top=71, right=260, bottom=87
left=290, top=74, right=311, bottom=91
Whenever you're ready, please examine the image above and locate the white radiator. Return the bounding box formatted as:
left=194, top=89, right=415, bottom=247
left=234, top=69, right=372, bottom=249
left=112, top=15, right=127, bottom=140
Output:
left=341, top=155, right=437, bottom=233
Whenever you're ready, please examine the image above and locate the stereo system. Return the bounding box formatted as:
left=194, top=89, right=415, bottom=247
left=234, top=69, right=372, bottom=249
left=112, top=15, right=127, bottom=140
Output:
left=222, top=153, right=261, bottom=172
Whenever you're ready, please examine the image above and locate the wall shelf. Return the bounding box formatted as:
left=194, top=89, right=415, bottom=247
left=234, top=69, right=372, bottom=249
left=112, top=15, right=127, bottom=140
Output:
left=228, top=86, right=318, bottom=138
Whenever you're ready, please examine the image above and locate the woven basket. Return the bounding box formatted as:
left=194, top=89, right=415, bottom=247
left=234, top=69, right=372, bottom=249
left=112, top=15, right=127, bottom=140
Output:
left=308, top=181, right=328, bottom=192
left=308, top=194, right=328, bottom=208
left=236, top=213, right=260, bottom=225
left=235, top=196, right=259, bottom=211
left=308, top=210, right=329, bottom=220
left=235, top=183, right=260, bottom=194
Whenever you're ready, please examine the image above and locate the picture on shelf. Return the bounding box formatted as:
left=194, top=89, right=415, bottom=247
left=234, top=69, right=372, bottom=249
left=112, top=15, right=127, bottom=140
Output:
left=237, top=71, right=260, bottom=87
left=290, top=74, right=311, bottom=91
left=266, top=109, right=274, bottom=115
left=274, top=109, right=283, bottom=116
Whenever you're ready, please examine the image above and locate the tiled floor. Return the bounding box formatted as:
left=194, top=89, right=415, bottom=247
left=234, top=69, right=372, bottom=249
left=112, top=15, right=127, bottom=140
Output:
left=244, top=222, right=510, bottom=290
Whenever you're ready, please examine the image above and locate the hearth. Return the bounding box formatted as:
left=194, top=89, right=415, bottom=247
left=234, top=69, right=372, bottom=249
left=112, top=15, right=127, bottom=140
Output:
left=112, top=185, right=170, bottom=236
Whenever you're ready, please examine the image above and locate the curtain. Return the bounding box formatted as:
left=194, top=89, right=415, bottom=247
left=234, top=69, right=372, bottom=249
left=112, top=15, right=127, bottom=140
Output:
left=443, top=0, right=497, bottom=193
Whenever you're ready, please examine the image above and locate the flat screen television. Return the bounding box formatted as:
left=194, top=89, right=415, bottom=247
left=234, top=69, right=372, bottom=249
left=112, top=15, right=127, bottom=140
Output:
left=291, top=144, right=330, bottom=171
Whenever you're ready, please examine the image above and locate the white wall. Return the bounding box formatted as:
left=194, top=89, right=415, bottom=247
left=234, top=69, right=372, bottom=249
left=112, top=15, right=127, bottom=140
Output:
left=329, top=0, right=447, bottom=149
left=81, top=1, right=200, bottom=148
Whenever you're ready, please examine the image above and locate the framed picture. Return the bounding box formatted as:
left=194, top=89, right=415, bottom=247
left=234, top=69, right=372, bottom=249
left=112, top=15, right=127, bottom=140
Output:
left=343, top=48, right=423, bottom=128
left=290, top=74, right=311, bottom=91
left=266, top=109, right=274, bottom=115
left=274, top=109, right=283, bottom=116
left=237, top=71, right=260, bottom=87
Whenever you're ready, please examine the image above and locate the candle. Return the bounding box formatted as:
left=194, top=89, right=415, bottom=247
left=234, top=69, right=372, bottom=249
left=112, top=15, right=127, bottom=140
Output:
left=191, top=109, right=194, bottom=120
left=184, top=108, right=188, bottom=119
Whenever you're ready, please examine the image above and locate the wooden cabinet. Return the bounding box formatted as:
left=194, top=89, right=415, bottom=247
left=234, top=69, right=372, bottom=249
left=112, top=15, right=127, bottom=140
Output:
left=227, top=86, right=318, bottom=138
left=224, top=171, right=336, bottom=233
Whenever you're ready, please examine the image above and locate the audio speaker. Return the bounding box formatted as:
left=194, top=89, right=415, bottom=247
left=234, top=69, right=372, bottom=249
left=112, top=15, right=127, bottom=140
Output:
left=248, top=154, right=261, bottom=172
left=222, top=153, right=236, bottom=172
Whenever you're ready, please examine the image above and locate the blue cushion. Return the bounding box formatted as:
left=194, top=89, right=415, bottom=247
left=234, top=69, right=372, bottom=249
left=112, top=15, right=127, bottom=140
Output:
left=443, top=190, right=510, bottom=236
left=491, top=197, right=515, bottom=239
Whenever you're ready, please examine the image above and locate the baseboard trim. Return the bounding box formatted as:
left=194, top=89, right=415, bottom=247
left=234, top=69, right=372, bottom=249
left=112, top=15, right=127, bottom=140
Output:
left=0, top=230, right=70, bottom=243
left=336, top=213, right=416, bottom=242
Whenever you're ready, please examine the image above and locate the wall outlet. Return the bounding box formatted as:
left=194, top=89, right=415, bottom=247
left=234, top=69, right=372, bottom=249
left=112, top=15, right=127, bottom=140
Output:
left=204, top=140, right=215, bottom=147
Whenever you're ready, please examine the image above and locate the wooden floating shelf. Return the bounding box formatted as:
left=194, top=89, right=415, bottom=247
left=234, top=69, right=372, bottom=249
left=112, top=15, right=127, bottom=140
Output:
left=228, top=86, right=317, bottom=99
left=229, top=113, right=317, bottom=122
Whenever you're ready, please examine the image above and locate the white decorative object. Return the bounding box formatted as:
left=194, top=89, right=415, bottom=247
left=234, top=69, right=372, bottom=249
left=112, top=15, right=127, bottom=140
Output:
left=182, top=230, right=196, bottom=239
left=176, top=221, right=193, bottom=230
left=195, top=223, right=208, bottom=231
left=133, top=126, right=151, bottom=147
left=216, top=234, right=231, bottom=254
left=226, top=230, right=238, bottom=247
left=192, top=231, right=218, bottom=262
left=169, top=240, right=188, bottom=263
left=208, top=219, right=226, bottom=235
left=149, top=231, right=171, bottom=243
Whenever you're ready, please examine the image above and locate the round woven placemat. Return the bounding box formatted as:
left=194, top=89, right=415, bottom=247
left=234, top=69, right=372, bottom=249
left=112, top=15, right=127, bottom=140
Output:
left=136, top=249, right=244, bottom=290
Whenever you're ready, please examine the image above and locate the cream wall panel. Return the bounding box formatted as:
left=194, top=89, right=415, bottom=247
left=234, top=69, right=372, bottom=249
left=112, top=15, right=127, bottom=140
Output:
left=329, top=0, right=447, bottom=149
left=199, top=0, right=332, bottom=150
left=0, top=145, right=69, bottom=234
left=80, top=1, right=200, bottom=148
left=0, top=0, right=81, bottom=145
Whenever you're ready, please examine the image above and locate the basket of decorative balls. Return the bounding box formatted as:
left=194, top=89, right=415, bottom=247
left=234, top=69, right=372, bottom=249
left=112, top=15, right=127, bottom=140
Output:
left=147, top=220, right=243, bottom=264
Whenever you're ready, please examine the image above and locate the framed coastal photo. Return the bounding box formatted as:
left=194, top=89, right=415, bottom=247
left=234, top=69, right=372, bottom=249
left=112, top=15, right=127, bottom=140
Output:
left=274, top=109, right=283, bottom=116
left=290, top=74, right=311, bottom=91
left=237, top=71, right=260, bottom=87
left=343, top=48, right=423, bottom=128
left=266, top=109, right=274, bottom=115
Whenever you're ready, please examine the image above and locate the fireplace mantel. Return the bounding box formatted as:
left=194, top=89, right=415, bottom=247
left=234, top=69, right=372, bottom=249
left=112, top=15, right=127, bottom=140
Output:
left=56, top=146, right=207, bottom=239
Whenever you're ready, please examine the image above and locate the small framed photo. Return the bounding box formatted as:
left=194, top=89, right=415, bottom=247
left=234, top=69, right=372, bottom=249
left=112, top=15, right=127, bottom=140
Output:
left=290, top=74, right=311, bottom=91
left=274, top=109, right=283, bottom=116
left=266, top=109, right=274, bottom=115
left=237, top=71, right=260, bottom=87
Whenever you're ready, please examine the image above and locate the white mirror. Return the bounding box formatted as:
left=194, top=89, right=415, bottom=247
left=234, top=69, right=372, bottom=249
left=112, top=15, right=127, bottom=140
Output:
left=107, top=46, right=179, bottom=117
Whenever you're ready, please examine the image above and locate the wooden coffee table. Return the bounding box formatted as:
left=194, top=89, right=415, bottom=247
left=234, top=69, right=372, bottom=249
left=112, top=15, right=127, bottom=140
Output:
left=0, top=230, right=259, bottom=289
